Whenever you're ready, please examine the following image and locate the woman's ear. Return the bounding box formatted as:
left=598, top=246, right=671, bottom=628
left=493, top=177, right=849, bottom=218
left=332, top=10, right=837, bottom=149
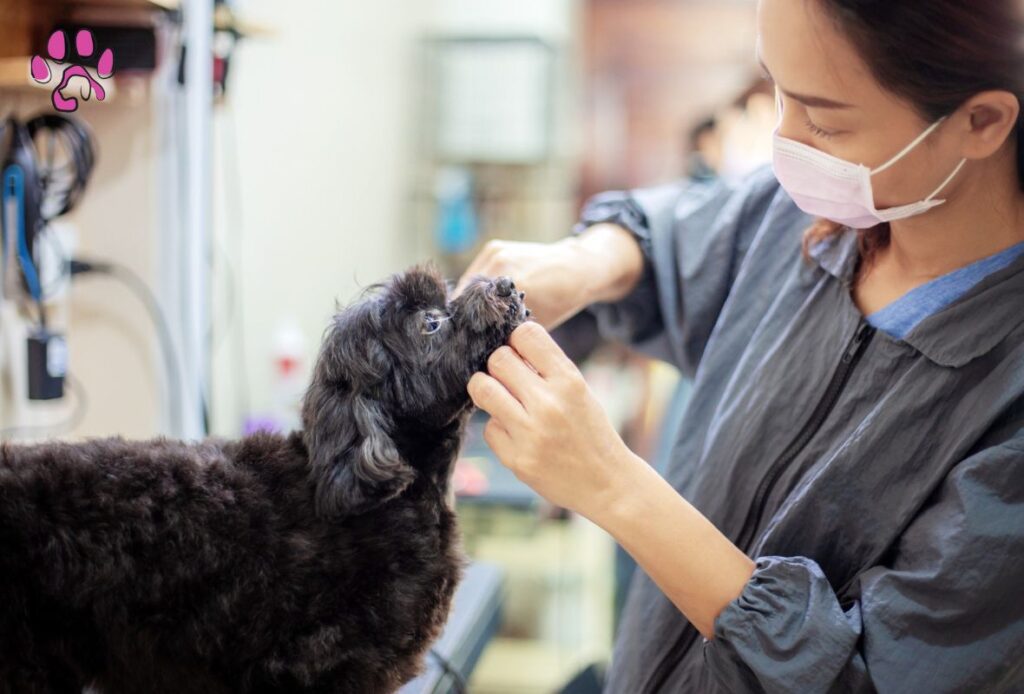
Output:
left=303, top=384, right=416, bottom=517
left=961, top=90, right=1021, bottom=159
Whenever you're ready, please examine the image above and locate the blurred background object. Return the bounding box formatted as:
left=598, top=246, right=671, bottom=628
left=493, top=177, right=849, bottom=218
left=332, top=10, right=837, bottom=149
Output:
left=0, top=0, right=771, bottom=690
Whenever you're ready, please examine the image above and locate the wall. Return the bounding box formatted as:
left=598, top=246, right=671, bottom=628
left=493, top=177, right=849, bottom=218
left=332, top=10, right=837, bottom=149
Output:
left=426, top=0, right=578, bottom=41
left=64, top=84, right=164, bottom=439
left=210, top=0, right=431, bottom=435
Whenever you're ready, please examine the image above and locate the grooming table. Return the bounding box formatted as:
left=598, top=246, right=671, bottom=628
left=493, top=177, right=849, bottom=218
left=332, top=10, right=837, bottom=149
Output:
left=399, top=561, right=504, bottom=694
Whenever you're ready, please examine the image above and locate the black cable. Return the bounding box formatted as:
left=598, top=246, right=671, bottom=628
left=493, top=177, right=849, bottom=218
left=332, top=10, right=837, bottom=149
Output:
left=428, top=648, right=468, bottom=694
left=69, top=258, right=182, bottom=435
left=0, top=372, right=88, bottom=440
left=2, top=114, right=94, bottom=336
left=26, top=114, right=95, bottom=221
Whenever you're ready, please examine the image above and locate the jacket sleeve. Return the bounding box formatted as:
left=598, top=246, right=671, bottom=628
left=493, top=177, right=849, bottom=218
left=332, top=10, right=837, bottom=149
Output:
left=573, top=165, right=782, bottom=377
left=702, top=435, right=1024, bottom=694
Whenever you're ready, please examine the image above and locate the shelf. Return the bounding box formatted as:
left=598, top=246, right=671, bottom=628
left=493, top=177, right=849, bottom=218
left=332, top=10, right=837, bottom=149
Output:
left=0, top=56, right=117, bottom=103
left=0, top=0, right=271, bottom=92
left=215, top=5, right=275, bottom=38
left=57, top=0, right=179, bottom=9
left=0, top=56, right=45, bottom=91
left=0, top=0, right=174, bottom=91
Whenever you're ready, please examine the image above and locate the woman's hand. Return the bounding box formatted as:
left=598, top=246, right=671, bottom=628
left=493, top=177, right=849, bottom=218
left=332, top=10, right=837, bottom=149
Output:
left=468, top=323, right=756, bottom=638
left=467, top=321, right=642, bottom=521
left=454, top=224, right=646, bottom=329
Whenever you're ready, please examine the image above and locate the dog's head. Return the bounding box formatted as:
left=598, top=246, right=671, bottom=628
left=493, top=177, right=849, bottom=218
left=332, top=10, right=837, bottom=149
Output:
left=301, top=264, right=530, bottom=517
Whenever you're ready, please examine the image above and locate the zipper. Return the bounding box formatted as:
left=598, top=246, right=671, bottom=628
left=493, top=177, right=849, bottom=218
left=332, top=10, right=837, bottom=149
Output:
left=639, top=320, right=876, bottom=694
left=733, top=320, right=875, bottom=553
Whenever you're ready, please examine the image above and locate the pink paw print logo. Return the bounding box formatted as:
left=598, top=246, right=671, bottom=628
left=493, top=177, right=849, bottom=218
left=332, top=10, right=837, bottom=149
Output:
left=30, top=29, right=114, bottom=113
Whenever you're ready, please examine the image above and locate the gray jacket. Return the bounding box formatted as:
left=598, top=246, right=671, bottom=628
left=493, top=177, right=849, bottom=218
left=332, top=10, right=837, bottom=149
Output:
left=578, top=166, right=1024, bottom=693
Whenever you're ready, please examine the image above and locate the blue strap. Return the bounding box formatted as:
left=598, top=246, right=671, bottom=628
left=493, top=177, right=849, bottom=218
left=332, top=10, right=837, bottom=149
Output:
left=2, top=165, right=42, bottom=301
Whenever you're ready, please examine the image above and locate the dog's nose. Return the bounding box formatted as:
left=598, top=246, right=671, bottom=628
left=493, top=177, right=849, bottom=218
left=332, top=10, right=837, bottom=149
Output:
left=494, top=277, right=514, bottom=298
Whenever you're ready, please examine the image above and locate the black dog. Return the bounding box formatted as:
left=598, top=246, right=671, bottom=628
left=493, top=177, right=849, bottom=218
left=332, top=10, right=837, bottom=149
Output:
left=0, top=265, right=529, bottom=693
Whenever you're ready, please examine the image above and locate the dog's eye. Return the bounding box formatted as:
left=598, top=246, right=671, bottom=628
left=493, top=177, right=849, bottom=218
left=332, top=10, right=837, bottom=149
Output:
left=421, top=312, right=449, bottom=335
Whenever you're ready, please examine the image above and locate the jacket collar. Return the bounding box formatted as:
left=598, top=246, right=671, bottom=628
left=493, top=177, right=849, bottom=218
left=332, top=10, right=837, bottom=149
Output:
left=808, top=229, right=1024, bottom=368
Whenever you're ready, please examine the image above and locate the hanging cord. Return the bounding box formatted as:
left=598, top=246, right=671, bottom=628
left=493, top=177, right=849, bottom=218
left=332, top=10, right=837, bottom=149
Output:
left=27, top=114, right=96, bottom=221
left=20, top=114, right=96, bottom=330
left=69, top=258, right=183, bottom=434
left=1, top=164, right=46, bottom=329
left=0, top=373, right=88, bottom=440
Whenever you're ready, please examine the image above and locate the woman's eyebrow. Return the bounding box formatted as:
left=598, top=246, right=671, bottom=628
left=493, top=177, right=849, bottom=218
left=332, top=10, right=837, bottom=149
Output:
left=758, top=58, right=855, bottom=110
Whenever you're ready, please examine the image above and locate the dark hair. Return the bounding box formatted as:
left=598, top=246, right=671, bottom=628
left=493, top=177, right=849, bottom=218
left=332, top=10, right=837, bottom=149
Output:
left=802, top=0, right=1024, bottom=269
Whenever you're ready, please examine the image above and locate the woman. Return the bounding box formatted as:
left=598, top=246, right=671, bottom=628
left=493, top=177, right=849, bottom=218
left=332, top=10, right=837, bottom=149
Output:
left=459, top=0, right=1024, bottom=691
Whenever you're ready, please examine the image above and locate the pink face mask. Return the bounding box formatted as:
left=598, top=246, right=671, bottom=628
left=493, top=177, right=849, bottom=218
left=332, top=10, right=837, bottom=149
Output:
left=772, top=117, right=967, bottom=229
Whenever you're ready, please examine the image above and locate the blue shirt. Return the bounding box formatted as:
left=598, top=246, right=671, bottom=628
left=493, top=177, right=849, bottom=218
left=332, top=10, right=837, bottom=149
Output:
left=867, top=241, right=1024, bottom=339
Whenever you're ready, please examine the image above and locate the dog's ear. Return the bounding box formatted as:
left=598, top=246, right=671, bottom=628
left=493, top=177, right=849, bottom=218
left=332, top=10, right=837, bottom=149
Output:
left=303, top=381, right=416, bottom=517
left=302, top=285, right=421, bottom=516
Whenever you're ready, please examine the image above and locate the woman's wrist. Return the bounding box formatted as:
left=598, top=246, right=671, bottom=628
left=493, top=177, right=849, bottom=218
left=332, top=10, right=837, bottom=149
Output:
left=592, top=448, right=756, bottom=638
left=589, top=448, right=664, bottom=531
left=562, top=223, right=646, bottom=306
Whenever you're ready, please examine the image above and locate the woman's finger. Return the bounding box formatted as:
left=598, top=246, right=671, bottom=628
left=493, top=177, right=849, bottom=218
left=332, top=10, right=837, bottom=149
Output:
left=482, top=418, right=515, bottom=463
left=486, top=346, right=544, bottom=405
left=467, top=372, right=527, bottom=426
left=507, top=322, right=576, bottom=379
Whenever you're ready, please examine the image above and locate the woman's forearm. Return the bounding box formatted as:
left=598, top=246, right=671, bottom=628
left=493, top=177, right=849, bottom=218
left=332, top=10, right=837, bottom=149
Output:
left=567, top=223, right=646, bottom=304
left=592, top=451, right=756, bottom=638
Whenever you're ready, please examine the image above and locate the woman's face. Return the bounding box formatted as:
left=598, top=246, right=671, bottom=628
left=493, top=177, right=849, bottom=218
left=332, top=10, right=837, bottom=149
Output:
left=757, top=0, right=967, bottom=210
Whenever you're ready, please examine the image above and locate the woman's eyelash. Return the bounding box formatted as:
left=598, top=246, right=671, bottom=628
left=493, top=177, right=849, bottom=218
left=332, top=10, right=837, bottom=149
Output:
left=803, top=118, right=837, bottom=139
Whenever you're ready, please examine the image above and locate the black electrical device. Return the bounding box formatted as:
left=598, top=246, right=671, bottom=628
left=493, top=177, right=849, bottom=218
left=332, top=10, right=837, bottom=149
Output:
left=52, top=24, right=157, bottom=72
left=27, top=330, right=67, bottom=401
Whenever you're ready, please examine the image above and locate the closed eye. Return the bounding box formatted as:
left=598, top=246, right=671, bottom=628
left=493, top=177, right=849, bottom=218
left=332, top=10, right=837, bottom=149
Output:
left=804, top=117, right=840, bottom=139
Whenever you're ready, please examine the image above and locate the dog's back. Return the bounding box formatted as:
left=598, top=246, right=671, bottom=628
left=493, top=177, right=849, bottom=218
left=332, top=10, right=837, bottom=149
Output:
left=0, top=431, right=463, bottom=693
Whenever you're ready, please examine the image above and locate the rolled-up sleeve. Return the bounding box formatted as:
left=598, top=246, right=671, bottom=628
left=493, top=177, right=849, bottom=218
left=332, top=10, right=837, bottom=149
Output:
left=573, top=165, right=782, bottom=376
left=703, top=437, right=1024, bottom=693
left=572, top=189, right=665, bottom=346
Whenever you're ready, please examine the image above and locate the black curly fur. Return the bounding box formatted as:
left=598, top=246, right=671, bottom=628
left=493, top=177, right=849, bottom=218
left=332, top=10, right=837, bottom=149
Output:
left=0, top=264, right=528, bottom=693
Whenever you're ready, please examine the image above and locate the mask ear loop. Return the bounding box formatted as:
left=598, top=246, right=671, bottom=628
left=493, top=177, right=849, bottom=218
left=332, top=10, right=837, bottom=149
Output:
left=871, top=117, right=948, bottom=175
left=871, top=115, right=968, bottom=204
left=923, top=158, right=968, bottom=203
